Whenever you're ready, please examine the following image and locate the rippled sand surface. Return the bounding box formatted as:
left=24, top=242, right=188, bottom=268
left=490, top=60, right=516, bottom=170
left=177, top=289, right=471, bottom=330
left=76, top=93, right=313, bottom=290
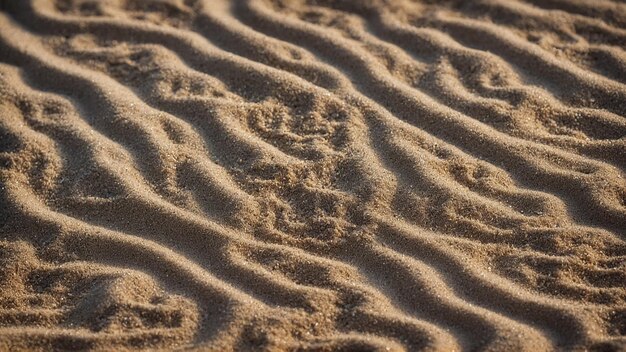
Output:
left=1, top=0, right=625, bottom=350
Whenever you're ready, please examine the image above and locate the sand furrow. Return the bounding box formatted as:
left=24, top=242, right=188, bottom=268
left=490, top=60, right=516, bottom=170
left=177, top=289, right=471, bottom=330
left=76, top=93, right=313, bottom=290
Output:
left=519, top=0, right=626, bottom=28
left=234, top=0, right=626, bottom=234
left=0, top=57, right=459, bottom=349
left=372, top=217, right=601, bottom=347
left=429, top=15, right=626, bottom=116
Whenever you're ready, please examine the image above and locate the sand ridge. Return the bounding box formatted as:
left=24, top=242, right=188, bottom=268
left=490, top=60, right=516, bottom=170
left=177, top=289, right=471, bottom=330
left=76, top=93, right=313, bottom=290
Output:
left=0, top=0, right=625, bottom=350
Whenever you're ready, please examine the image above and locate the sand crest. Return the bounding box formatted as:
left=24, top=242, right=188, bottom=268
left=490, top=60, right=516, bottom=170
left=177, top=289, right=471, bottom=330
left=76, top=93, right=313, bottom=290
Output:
left=0, top=0, right=625, bottom=350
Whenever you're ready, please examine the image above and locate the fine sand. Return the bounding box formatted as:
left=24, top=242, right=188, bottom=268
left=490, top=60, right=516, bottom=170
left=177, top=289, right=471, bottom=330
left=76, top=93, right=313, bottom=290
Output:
left=1, top=0, right=625, bottom=351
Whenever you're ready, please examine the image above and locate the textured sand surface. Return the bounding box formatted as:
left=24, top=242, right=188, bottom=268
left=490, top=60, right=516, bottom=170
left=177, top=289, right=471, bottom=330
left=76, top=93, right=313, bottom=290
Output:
left=1, top=0, right=625, bottom=350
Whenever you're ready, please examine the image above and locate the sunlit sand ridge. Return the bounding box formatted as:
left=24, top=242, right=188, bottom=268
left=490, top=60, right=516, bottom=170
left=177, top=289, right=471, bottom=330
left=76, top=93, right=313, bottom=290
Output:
left=0, top=0, right=625, bottom=350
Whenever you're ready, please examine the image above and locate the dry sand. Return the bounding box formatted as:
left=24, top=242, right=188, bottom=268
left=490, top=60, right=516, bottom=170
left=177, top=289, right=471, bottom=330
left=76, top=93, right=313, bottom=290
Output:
left=0, top=0, right=625, bottom=350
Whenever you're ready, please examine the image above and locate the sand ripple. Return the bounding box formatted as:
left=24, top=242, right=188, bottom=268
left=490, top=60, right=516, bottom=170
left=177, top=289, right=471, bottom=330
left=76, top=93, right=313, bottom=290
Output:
left=0, top=0, right=625, bottom=350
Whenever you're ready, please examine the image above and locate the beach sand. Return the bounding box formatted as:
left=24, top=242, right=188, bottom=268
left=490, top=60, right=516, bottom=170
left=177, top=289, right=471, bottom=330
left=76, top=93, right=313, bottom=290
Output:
left=0, top=0, right=625, bottom=350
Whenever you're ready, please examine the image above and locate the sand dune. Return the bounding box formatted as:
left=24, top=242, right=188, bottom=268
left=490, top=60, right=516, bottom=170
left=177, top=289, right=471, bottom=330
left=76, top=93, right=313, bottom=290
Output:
left=0, top=0, right=625, bottom=350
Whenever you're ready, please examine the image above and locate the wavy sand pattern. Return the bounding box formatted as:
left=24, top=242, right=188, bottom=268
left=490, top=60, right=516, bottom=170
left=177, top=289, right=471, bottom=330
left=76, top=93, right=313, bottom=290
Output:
left=0, top=0, right=625, bottom=350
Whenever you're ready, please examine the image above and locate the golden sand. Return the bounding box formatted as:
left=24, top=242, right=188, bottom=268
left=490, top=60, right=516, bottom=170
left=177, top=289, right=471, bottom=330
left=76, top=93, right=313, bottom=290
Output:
left=0, top=0, right=625, bottom=350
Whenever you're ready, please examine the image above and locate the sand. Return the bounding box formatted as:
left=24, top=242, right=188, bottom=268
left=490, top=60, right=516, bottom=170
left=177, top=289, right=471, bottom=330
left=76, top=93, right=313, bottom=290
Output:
left=0, top=0, right=625, bottom=350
